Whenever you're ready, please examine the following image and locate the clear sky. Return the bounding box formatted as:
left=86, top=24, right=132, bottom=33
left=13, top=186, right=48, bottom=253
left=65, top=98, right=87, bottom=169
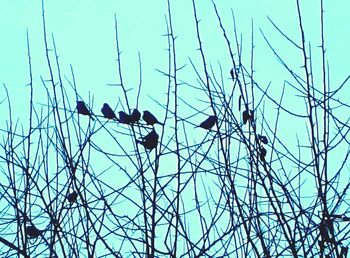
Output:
left=1, top=1, right=349, bottom=117
left=1, top=0, right=350, bottom=256
left=0, top=0, right=349, bottom=104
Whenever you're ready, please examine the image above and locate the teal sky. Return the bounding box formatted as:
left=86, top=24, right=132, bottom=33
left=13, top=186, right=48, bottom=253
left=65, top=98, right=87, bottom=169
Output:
left=1, top=1, right=349, bottom=115
left=1, top=1, right=349, bottom=102
left=1, top=1, right=350, bottom=256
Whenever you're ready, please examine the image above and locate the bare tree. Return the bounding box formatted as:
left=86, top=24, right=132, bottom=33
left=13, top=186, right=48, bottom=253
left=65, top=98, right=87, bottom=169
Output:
left=0, top=0, right=349, bottom=257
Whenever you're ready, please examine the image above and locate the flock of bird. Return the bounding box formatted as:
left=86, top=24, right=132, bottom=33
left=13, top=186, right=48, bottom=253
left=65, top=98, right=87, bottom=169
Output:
left=76, top=101, right=217, bottom=151
left=24, top=101, right=269, bottom=240
left=23, top=70, right=271, bottom=241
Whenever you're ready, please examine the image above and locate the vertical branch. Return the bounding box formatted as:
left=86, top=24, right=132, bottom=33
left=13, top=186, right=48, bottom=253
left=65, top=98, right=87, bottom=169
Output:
left=23, top=29, right=34, bottom=253
left=166, top=0, right=182, bottom=256
left=319, top=0, right=329, bottom=202
left=113, top=15, right=151, bottom=255
left=295, top=0, right=322, bottom=202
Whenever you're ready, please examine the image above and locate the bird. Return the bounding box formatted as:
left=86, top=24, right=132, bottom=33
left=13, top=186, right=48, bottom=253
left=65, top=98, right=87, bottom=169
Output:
left=259, top=146, right=267, bottom=162
left=242, top=109, right=253, bottom=124
left=76, top=101, right=94, bottom=120
left=101, top=103, right=117, bottom=119
left=137, top=130, right=159, bottom=150
left=130, top=109, right=141, bottom=123
left=118, top=111, right=133, bottom=124
left=143, top=129, right=158, bottom=142
left=26, top=225, right=43, bottom=238
left=230, top=68, right=235, bottom=79
left=258, top=134, right=268, bottom=144
left=198, top=115, right=217, bottom=130
left=67, top=191, right=78, bottom=203
left=142, top=110, right=163, bottom=125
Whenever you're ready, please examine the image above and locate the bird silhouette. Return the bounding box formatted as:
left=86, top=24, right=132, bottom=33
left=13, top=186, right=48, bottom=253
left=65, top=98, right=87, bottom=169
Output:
left=101, top=103, right=117, bottom=119
left=259, top=146, right=267, bottom=162
left=242, top=109, right=254, bottom=124
left=67, top=191, right=78, bottom=203
left=143, top=129, right=158, bottom=141
left=76, top=101, right=94, bottom=120
left=230, top=68, right=235, bottom=79
left=142, top=110, right=163, bottom=125
left=137, top=130, right=159, bottom=150
left=118, top=111, right=133, bottom=124
left=26, top=225, right=43, bottom=238
left=130, top=109, right=141, bottom=123
left=258, top=134, right=268, bottom=144
left=198, top=115, right=217, bottom=130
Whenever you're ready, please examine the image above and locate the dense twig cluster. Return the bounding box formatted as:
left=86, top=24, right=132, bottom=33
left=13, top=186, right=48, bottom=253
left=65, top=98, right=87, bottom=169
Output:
left=0, top=0, right=349, bottom=257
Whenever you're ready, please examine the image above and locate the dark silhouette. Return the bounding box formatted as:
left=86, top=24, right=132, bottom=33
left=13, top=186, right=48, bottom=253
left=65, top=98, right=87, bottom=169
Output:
left=101, top=103, right=117, bottom=119
left=1, top=2, right=343, bottom=257
left=340, top=246, right=348, bottom=257
left=242, top=109, right=253, bottom=124
left=142, top=110, right=163, bottom=125
left=137, top=130, right=159, bottom=150
left=259, top=146, right=267, bottom=162
left=67, top=191, right=78, bottom=203
left=258, top=134, right=268, bottom=144
left=198, top=115, right=217, bottom=130
left=130, top=109, right=141, bottom=123
left=230, top=68, right=235, bottom=80
left=118, top=111, right=133, bottom=124
left=26, top=225, right=42, bottom=238
left=76, top=101, right=94, bottom=120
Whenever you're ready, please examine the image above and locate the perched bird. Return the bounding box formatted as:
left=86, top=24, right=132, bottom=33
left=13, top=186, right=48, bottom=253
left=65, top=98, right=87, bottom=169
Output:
left=137, top=130, right=159, bottom=150
left=142, top=110, right=163, bottom=125
left=230, top=67, right=240, bottom=80
left=143, top=130, right=158, bottom=142
left=259, top=146, right=267, bottom=162
left=101, top=103, right=117, bottom=119
left=76, top=101, right=94, bottom=120
left=26, top=225, right=43, bottom=238
left=258, top=134, right=268, bottom=145
left=118, top=111, right=133, bottom=124
left=242, top=109, right=253, bottom=124
left=67, top=191, right=78, bottom=203
left=230, top=68, right=235, bottom=79
left=198, top=115, right=217, bottom=130
left=130, top=109, right=141, bottom=123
